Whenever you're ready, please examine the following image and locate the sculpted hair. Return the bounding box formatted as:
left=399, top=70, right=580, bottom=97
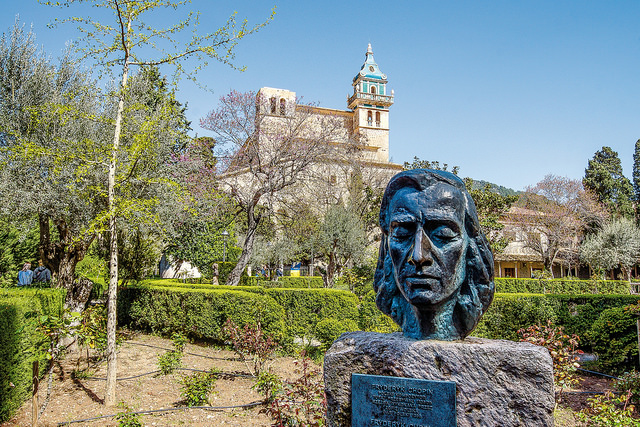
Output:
left=373, top=169, right=495, bottom=338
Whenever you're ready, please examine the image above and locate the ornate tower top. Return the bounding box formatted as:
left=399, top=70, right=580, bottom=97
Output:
left=348, top=44, right=394, bottom=110
left=357, top=43, right=386, bottom=81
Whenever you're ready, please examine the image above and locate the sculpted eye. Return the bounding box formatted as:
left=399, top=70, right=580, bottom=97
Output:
left=431, top=225, right=459, bottom=242
left=390, top=223, right=415, bottom=239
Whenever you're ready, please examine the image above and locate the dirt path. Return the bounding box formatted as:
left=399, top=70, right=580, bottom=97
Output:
left=3, top=333, right=302, bottom=427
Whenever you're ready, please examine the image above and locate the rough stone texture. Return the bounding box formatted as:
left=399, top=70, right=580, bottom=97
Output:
left=324, top=332, right=554, bottom=427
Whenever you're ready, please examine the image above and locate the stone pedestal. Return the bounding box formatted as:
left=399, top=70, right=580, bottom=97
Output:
left=324, top=332, right=554, bottom=427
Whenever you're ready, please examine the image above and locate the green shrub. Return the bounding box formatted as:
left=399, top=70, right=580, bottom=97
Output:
left=156, top=332, right=188, bottom=376
left=0, top=288, right=65, bottom=422
left=252, top=370, right=282, bottom=402
left=157, top=351, right=182, bottom=375
left=180, top=369, right=219, bottom=406
left=578, top=391, right=639, bottom=426
left=494, top=278, right=629, bottom=294
left=614, top=370, right=640, bottom=404
left=120, top=284, right=361, bottom=346
left=334, top=269, right=371, bottom=299
left=552, top=295, right=640, bottom=339
left=118, top=286, right=287, bottom=345
left=473, top=293, right=560, bottom=341
left=148, top=276, right=325, bottom=290
left=586, top=306, right=638, bottom=375
left=473, top=293, right=639, bottom=343
left=315, top=318, right=359, bottom=350
left=264, top=288, right=359, bottom=340
left=358, top=290, right=400, bottom=333
left=115, top=403, right=143, bottom=427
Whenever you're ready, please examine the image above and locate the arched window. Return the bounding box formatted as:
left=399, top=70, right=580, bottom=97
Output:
left=370, top=85, right=376, bottom=94
left=375, top=111, right=381, bottom=127
left=280, top=98, right=286, bottom=115
left=270, top=97, right=276, bottom=114
left=367, top=111, right=373, bottom=126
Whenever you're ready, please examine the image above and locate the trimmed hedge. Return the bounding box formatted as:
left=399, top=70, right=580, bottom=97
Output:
left=586, top=306, right=638, bottom=375
left=118, top=286, right=287, bottom=344
left=494, top=278, right=630, bottom=294
left=239, top=276, right=266, bottom=287
left=0, top=288, right=65, bottom=422
left=473, top=293, right=560, bottom=341
left=119, top=283, right=360, bottom=345
left=358, top=290, right=400, bottom=333
left=474, top=293, right=640, bottom=373
left=239, top=276, right=324, bottom=288
left=257, top=276, right=324, bottom=289
left=475, top=293, right=640, bottom=341
left=263, top=288, right=360, bottom=339
left=139, top=279, right=267, bottom=295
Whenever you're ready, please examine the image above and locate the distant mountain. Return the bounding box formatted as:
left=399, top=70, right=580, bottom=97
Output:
left=466, top=178, right=521, bottom=197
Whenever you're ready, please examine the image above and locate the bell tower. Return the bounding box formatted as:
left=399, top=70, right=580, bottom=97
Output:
left=348, top=43, right=394, bottom=163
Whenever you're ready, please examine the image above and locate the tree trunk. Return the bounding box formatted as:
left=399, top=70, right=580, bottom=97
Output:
left=324, top=250, right=336, bottom=288
left=226, top=206, right=259, bottom=286
left=105, top=58, right=130, bottom=407
left=38, top=214, right=94, bottom=311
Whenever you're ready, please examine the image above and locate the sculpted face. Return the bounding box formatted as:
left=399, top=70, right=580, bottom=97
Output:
left=387, top=183, right=468, bottom=308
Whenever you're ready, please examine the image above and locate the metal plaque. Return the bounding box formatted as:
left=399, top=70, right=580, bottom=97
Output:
left=351, top=373, right=456, bottom=427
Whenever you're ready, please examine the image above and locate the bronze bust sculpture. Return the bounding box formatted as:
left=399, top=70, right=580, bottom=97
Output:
left=374, top=169, right=494, bottom=340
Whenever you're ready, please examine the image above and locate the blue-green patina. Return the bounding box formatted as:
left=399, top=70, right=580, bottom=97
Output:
left=373, top=169, right=495, bottom=340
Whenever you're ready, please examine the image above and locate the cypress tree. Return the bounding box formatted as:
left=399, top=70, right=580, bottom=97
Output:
left=633, top=139, right=640, bottom=202
left=583, top=146, right=634, bottom=218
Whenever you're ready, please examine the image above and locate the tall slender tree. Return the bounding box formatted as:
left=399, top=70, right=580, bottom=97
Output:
left=583, top=146, right=634, bottom=218
left=633, top=139, right=640, bottom=207
left=40, top=0, right=273, bottom=406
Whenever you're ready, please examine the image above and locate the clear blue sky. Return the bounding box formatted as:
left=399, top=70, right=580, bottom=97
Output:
left=2, top=0, right=639, bottom=191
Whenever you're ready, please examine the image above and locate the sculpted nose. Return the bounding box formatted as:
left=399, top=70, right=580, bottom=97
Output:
left=409, top=228, right=433, bottom=267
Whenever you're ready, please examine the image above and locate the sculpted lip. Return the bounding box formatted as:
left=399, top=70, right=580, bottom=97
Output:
left=406, top=275, right=440, bottom=288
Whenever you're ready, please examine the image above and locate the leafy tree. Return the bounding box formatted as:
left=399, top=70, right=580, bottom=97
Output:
left=200, top=90, right=355, bottom=287
left=42, top=0, right=273, bottom=405
left=580, top=217, right=640, bottom=281
left=464, top=178, right=517, bottom=253
left=509, top=175, right=608, bottom=277
left=403, top=156, right=459, bottom=175
left=316, top=204, right=367, bottom=287
left=583, top=146, right=634, bottom=218
left=0, top=21, right=103, bottom=306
